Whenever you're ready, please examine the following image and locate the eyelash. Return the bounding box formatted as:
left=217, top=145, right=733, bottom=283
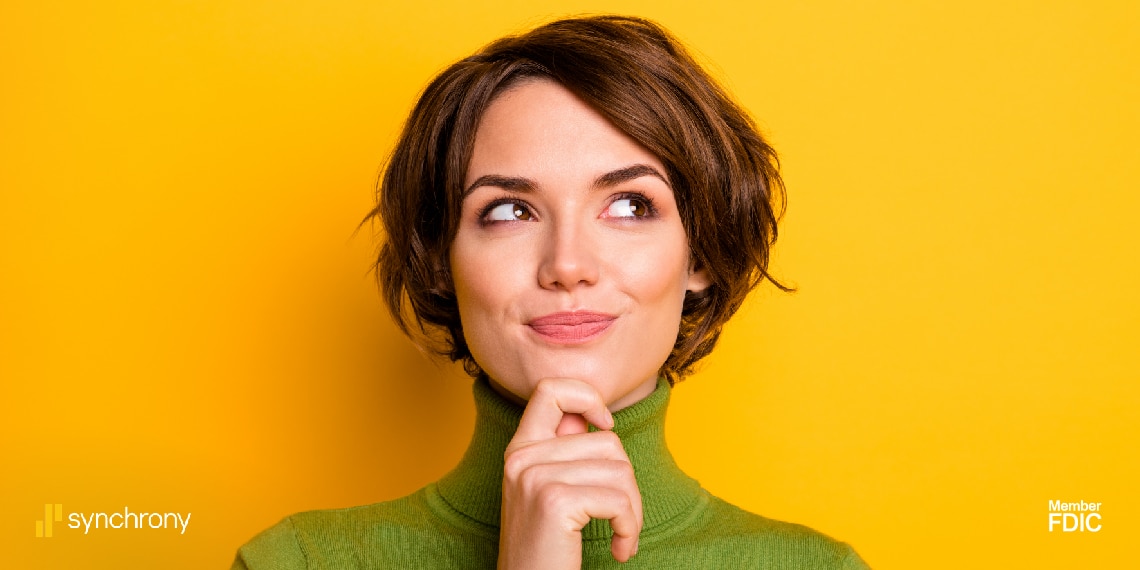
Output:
left=476, top=197, right=533, bottom=226
left=476, top=192, right=660, bottom=226
left=609, top=192, right=660, bottom=219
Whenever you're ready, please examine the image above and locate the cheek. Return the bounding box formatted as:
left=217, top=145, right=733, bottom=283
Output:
left=619, top=232, right=693, bottom=303
left=451, top=247, right=495, bottom=321
left=450, top=252, right=498, bottom=368
left=449, top=239, right=528, bottom=332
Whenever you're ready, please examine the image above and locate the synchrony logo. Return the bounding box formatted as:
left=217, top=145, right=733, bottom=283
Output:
left=34, top=503, right=192, bottom=537
left=35, top=504, right=63, bottom=538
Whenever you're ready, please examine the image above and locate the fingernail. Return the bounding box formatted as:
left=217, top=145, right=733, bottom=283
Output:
left=633, top=540, right=639, bottom=557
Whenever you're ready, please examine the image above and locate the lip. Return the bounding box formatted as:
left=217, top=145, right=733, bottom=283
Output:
left=526, top=311, right=617, bottom=344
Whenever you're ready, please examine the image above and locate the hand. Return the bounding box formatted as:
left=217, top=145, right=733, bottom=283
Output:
left=497, top=378, right=643, bottom=569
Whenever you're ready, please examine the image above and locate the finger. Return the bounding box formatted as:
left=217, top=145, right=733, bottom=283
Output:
left=608, top=505, right=640, bottom=563
left=505, top=431, right=633, bottom=480
left=611, top=532, right=638, bottom=563
left=555, top=413, right=588, bottom=436
left=513, top=378, right=613, bottom=443
left=532, top=483, right=640, bottom=562
left=516, top=459, right=643, bottom=531
left=570, top=485, right=640, bottom=563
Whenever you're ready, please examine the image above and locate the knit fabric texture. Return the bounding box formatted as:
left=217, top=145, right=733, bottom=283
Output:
left=232, top=378, right=870, bottom=569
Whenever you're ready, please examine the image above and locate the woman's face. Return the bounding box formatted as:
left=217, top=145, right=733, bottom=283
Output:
left=450, top=79, right=709, bottom=410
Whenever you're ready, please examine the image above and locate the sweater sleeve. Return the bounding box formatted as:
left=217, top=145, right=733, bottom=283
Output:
left=231, top=516, right=308, bottom=570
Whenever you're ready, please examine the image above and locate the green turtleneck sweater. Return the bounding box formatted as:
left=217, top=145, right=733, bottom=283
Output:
left=232, top=378, right=870, bottom=569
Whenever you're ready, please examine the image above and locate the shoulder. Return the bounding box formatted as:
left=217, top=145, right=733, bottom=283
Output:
left=233, top=487, right=472, bottom=570
left=231, top=513, right=306, bottom=570
left=660, top=495, right=870, bottom=569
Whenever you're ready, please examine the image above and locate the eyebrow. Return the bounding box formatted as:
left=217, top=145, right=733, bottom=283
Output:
left=462, top=163, right=670, bottom=198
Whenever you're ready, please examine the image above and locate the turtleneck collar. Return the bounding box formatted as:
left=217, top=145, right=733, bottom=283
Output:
left=434, top=376, right=704, bottom=541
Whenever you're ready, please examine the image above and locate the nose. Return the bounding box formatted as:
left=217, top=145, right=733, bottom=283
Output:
left=537, top=218, right=599, bottom=291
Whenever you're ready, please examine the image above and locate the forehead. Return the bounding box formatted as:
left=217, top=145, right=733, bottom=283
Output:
left=464, top=79, right=666, bottom=187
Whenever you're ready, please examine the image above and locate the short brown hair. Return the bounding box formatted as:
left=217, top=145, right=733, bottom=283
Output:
left=368, top=15, right=788, bottom=384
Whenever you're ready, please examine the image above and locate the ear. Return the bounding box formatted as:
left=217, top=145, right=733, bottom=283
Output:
left=685, top=262, right=711, bottom=294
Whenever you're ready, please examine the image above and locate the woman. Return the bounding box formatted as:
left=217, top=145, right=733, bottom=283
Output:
left=233, top=15, right=869, bottom=569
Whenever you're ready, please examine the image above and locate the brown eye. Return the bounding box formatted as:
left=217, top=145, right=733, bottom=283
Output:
left=486, top=202, right=532, bottom=221
left=605, top=197, right=650, bottom=218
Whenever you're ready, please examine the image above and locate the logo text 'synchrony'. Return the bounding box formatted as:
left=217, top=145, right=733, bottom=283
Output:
left=34, top=504, right=192, bottom=537
left=68, top=507, right=192, bottom=535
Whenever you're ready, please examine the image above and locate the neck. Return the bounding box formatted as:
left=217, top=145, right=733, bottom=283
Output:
left=434, top=376, right=703, bottom=540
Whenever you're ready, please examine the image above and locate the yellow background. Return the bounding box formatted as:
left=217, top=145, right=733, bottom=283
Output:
left=2, top=1, right=1136, bottom=568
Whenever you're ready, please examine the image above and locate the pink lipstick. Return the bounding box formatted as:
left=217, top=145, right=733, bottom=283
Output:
left=527, top=311, right=616, bottom=344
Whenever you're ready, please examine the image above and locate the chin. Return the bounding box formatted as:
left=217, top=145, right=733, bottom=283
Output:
left=475, top=341, right=664, bottom=406
left=537, top=367, right=657, bottom=409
